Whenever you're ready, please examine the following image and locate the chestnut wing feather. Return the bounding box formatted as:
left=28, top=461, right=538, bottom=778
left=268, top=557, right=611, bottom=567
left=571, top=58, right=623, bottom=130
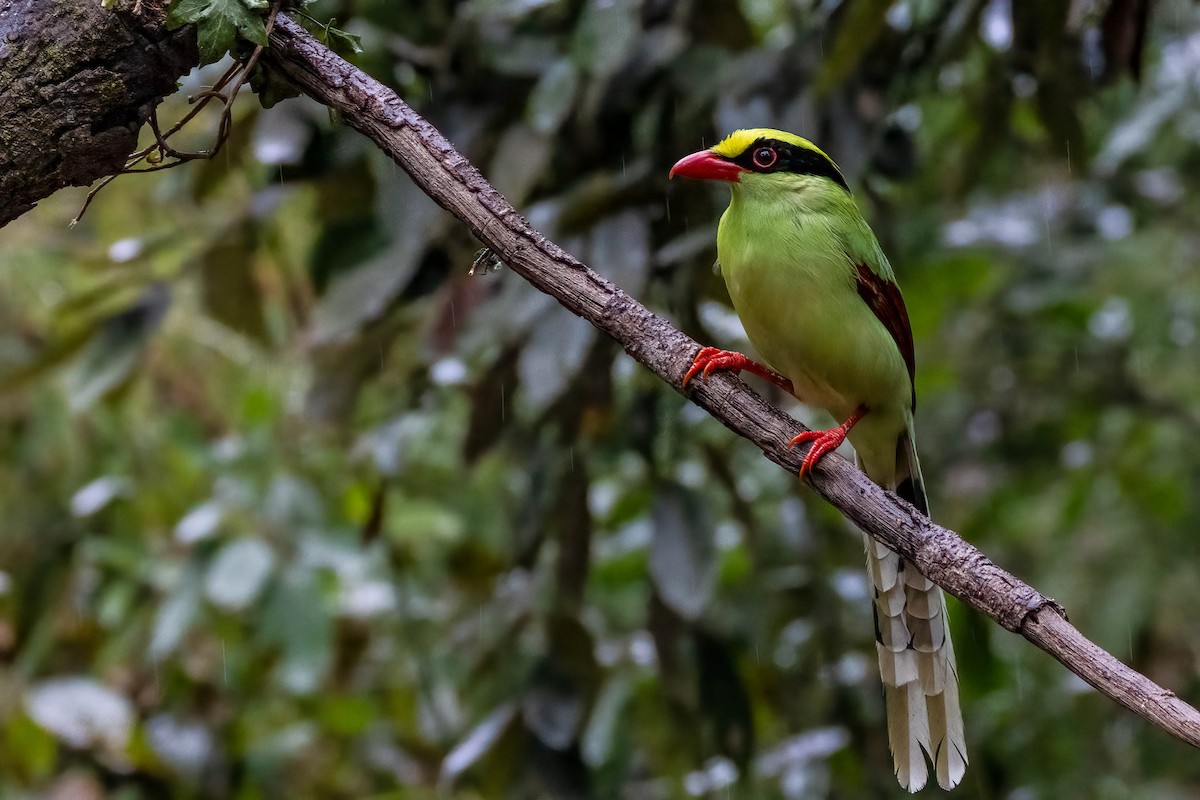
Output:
left=855, top=264, right=916, bottom=408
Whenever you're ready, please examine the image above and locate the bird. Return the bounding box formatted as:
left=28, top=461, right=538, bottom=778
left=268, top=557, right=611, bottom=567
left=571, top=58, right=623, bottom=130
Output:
left=669, top=128, right=967, bottom=792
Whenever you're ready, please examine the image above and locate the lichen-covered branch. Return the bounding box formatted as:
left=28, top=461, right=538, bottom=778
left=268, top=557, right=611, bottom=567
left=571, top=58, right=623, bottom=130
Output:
left=263, top=14, right=1200, bottom=750
left=0, top=0, right=195, bottom=225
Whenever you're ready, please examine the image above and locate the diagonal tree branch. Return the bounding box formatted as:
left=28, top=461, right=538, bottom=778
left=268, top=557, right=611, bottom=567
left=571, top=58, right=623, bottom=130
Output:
left=265, top=15, right=1200, bottom=750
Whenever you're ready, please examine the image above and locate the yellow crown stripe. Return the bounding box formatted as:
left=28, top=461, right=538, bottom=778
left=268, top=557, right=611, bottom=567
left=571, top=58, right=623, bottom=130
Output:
left=710, top=128, right=836, bottom=167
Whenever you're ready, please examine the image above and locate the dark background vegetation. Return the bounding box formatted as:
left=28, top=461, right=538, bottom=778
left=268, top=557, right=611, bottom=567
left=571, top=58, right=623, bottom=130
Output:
left=2, top=0, right=1200, bottom=797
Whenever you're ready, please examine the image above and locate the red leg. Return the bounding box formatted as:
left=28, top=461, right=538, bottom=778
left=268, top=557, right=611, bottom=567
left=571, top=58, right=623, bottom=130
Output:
left=683, top=346, right=795, bottom=395
left=788, top=405, right=867, bottom=479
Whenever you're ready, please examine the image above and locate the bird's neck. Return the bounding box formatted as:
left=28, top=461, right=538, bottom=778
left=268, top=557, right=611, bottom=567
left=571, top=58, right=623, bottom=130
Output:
left=730, top=178, right=855, bottom=215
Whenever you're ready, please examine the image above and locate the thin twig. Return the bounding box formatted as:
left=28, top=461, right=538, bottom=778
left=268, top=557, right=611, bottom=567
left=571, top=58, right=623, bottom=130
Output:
left=73, top=5, right=281, bottom=224
left=262, top=14, right=1200, bottom=750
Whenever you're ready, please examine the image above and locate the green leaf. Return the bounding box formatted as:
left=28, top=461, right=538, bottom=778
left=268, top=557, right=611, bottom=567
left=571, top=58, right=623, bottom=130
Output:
left=197, top=221, right=271, bottom=344
left=3, top=712, right=57, bottom=782
left=261, top=565, right=333, bottom=695
left=167, top=0, right=269, bottom=65
left=293, top=13, right=363, bottom=57
left=323, top=25, right=363, bottom=56
left=249, top=61, right=300, bottom=109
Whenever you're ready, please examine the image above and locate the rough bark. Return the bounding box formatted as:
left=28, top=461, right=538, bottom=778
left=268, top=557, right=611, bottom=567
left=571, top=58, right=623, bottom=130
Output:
left=0, top=0, right=195, bottom=225
left=261, top=14, right=1200, bottom=751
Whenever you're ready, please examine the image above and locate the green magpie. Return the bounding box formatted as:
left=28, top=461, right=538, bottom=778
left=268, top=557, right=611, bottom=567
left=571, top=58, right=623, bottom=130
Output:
left=671, top=128, right=967, bottom=792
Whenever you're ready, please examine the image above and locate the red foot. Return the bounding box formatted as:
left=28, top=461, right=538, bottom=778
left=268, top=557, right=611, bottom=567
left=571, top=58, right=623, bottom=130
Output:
left=683, top=347, right=795, bottom=394
left=788, top=406, right=867, bottom=479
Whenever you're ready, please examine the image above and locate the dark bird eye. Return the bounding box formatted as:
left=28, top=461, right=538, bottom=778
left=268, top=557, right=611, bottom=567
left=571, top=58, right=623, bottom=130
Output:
left=752, top=147, right=777, bottom=169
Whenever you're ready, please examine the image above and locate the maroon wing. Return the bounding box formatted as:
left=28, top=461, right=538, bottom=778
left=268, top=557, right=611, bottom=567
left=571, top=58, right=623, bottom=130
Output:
left=855, top=264, right=915, bottom=408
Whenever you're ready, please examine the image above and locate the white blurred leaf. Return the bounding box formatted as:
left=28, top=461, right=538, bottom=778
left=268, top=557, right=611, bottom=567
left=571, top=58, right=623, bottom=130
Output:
left=439, top=702, right=518, bottom=787
left=516, top=310, right=596, bottom=413
left=311, top=156, right=448, bottom=345
left=589, top=209, right=651, bottom=293
left=145, top=714, right=214, bottom=777
left=649, top=484, right=716, bottom=621
left=489, top=122, right=553, bottom=204
left=70, top=476, right=130, bottom=517
left=25, top=677, right=133, bottom=751
left=175, top=500, right=224, bottom=545
left=526, top=58, right=579, bottom=134
left=204, top=538, right=276, bottom=611
left=263, top=473, right=324, bottom=525
left=339, top=580, right=397, bottom=619
left=149, top=567, right=202, bottom=659
left=522, top=682, right=584, bottom=751
left=581, top=675, right=632, bottom=766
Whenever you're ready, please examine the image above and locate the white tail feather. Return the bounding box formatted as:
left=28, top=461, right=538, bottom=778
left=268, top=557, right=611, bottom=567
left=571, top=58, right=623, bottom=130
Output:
left=858, top=429, right=967, bottom=791
left=885, top=679, right=931, bottom=791
left=868, top=537, right=967, bottom=791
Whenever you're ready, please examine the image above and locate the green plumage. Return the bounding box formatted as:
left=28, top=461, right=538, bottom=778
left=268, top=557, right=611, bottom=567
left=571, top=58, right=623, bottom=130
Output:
left=675, top=128, right=967, bottom=792
left=716, top=151, right=913, bottom=480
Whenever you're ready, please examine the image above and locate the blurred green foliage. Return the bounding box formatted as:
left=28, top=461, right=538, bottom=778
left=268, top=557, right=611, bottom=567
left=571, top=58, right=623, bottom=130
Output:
left=3, top=0, right=1200, bottom=797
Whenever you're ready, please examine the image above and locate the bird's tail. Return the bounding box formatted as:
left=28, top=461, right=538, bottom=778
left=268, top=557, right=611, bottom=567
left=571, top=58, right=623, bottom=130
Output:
left=860, top=427, right=967, bottom=792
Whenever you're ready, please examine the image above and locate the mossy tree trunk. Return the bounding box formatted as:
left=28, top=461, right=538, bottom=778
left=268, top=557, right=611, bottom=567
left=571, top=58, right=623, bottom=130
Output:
left=0, top=0, right=196, bottom=225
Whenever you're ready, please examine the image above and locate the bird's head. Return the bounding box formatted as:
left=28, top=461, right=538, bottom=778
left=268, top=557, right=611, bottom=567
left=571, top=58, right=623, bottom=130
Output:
left=669, top=128, right=849, bottom=198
